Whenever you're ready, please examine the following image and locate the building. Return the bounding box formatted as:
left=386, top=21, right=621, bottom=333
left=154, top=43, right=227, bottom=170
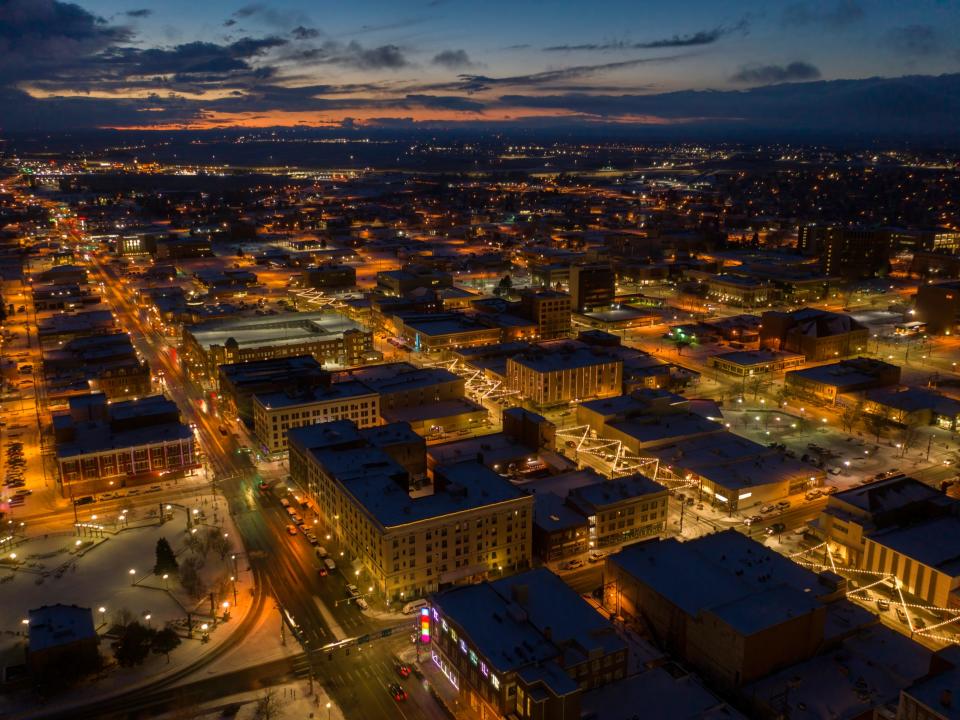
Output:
left=785, top=357, right=901, bottom=405
left=377, top=265, right=452, bottom=295
left=525, top=469, right=668, bottom=559
left=218, top=355, right=330, bottom=426
left=336, top=362, right=464, bottom=414
left=43, top=332, right=151, bottom=400
left=506, top=341, right=622, bottom=408
left=253, top=381, right=380, bottom=453
left=26, top=604, right=99, bottom=678
left=181, top=311, right=374, bottom=387
left=898, top=654, right=960, bottom=720
left=393, top=312, right=502, bottom=353
left=705, top=274, right=775, bottom=308
left=916, top=281, right=960, bottom=334
left=760, top=308, right=869, bottom=361
left=862, top=386, right=960, bottom=429
left=429, top=568, right=628, bottom=720
left=517, top=288, right=571, bottom=340
left=652, top=433, right=825, bottom=513
left=570, top=263, right=615, bottom=313
left=289, top=420, right=533, bottom=601
left=708, top=349, right=805, bottom=378
left=53, top=393, right=197, bottom=497
left=605, top=531, right=865, bottom=691
left=863, top=516, right=960, bottom=609
left=805, top=226, right=893, bottom=280
left=813, top=475, right=953, bottom=566
left=302, top=264, right=356, bottom=290
left=37, top=309, right=116, bottom=344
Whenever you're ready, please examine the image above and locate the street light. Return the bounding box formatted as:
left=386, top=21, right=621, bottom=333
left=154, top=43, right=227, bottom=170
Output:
left=326, top=701, right=332, bottom=720
left=129, top=568, right=136, bottom=585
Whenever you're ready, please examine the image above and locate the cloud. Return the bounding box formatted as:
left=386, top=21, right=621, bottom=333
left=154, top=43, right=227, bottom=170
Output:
left=782, top=1, right=864, bottom=29
left=0, top=0, right=133, bottom=82
left=230, top=3, right=309, bottom=30
left=544, top=21, right=748, bottom=52
left=432, top=49, right=475, bottom=69
left=125, top=9, right=152, bottom=19
left=731, top=61, right=821, bottom=84
left=404, top=94, right=484, bottom=111
left=291, top=26, right=320, bottom=40
left=885, top=25, right=941, bottom=57
left=426, top=54, right=690, bottom=92
left=297, top=40, right=411, bottom=70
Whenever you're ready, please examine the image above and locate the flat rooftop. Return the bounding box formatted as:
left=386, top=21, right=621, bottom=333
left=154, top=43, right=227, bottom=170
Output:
left=255, top=380, right=376, bottom=410
left=869, top=516, right=960, bottom=576
left=186, top=311, right=362, bottom=350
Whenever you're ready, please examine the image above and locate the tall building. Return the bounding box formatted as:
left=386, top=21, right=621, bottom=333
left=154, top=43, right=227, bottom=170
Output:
left=916, top=280, right=960, bottom=334
left=569, top=263, right=615, bottom=313
left=819, top=227, right=892, bottom=280
left=517, top=288, right=571, bottom=340
left=506, top=340, right=622, bottom=408
left=288, top=420, right=533, bottom=601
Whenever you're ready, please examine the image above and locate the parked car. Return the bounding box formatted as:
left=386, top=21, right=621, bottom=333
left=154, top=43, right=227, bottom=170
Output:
left=760, top=504, right=775, bottom=514
left=587, top=551, right=607, bottom=563
left=564, top=559, right=584, bottom=571
left=876, top=598, right=890, bottom=612
left=766, top=523, right=786, bottom=535
left=286, top=524, right=297, bottom=535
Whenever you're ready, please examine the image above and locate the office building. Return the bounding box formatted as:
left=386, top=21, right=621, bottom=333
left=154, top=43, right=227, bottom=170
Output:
left=506, top=340, right=622, bottom=408
left=302, top=264, right=356, bottom=290
left=916, top=280, right=960, bottom=334
left=54, top=393, right=197, bottom=497
left=218, top=355, right=331, bottom=426
left=393, top=312, right=502, bottom=352
left=708, top=349, right=805, bottom=378
left=570, top=264, right=615, bottom=313
left=705, top=274, right=775, bottom=308
left=517, top=288, right=571, bottom=340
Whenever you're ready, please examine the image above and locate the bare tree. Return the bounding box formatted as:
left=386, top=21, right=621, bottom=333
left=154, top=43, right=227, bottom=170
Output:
left=254, top=689, right=284, bottom=720
left=179, top=556, right=205, bottom=599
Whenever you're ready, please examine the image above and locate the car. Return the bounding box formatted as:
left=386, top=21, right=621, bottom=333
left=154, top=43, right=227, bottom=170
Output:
left=564, top=559, right=584, bottom=570
left=14, top=489, right=32, bottom=496
left=915, top=617, right=927, bottom=630
left=766, top=523, right=786, bottom=535
left=145, top=485, right=162, bottom=493
left=389, top=683, right=407, bottom=701
left=356, top=597, right=369, bottom=611
left=305, top=533, right=318, bottom=545
left=346, top=584, right=361, bottom=598
left=74, top=496, right=94, bottom=506
left=396, top=663, right=411, bottom=678
left=828, top=467, right=842, bottom=475
left=286, top=524, right=297, bottom=535
left=760, top=504, right=775, bottom=514
left=777, top=500, right=791, bottom=509
left=896, top=607, right=908, bottom=624
left=315, top=546, right=329, bottom=559
left=876, top=598, right=890, bottom=612
left=218, top=426, right=228, bottom=436
left=805, top=489, right=822, bottom=500
left=587, top=551, right=607, bottom=563
left=317, top=567, right=328, bottom=578
left=743, top=516, right=761, bottom=526
left=685, top=497, right=695, bottom=506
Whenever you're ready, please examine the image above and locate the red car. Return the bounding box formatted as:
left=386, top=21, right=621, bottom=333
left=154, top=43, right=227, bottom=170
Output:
left=395, top=663, right=411, bottom=678
left=317, top=567, right=328, bottom=578
left=389, top=683, right=407, bottom=701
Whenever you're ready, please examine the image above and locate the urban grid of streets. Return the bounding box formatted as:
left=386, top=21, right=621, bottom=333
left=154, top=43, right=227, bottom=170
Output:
left=4, top=180, right=960, bottom=719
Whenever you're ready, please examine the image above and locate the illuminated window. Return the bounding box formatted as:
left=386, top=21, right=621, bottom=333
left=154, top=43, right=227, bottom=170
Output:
left=491, top=674, right=500, bottom=690
left=481, top=661, right=489, bottom=677
left=469, top=650, right=478, bottom=666
left=460, top=639, right=468, bottom=654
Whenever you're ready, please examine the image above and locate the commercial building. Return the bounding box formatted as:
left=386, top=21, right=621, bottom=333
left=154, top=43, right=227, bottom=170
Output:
left=429, top=568, right=627, bottom=720
left=517, top=288, right=571, bottom=340
left=301, top=263, right=356, bottom=290
left=760, top=308, right=869, bottom=361
left=708, top=349, right=805, bottom=378
left=813, top=475, right=952, bottom=566
left=570, top=263, right=615, bottom=313
left=506, top=340, right=622, bottom=408
left=253, top=381, right=380, bottom=453
left=785, top=357, right=901, bottom=405
left=862, top=386, right=960, bottom=429
left=377, top=265, right=452, bottom=295
left=393, top=312, right=502, bottom=352
left=54, top=393, right=197, bottom=497
left=862, top=516, right=960, bottom=609
left=916, top=280, right=960, bottom=334
left=37, top=309, right=116, bottom=344
left=605, top=531, right=867, bottom=691
left=652, top=433, right=824, bottom=513
left=289, top=420, right=533, bottom=601
left=218, top=355, right=330, bottom=426
left=181, top=311, right=375, bottom=386
left=705, top=274, right=775, bottom=307
left=43, top=332, right=151, bottom=400
left=525, top=469, right=668, bottom=559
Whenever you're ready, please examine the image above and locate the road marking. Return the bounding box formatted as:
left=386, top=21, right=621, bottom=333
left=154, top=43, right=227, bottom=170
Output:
left=313, top=595, right=348, bottom=641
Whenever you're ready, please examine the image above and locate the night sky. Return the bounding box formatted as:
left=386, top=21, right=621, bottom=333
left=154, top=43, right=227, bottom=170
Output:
left=2, top=0, right=959, bottom=132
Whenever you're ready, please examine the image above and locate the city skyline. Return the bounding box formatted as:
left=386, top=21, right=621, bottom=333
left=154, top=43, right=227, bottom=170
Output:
left=2, top=0, right=960, bottom=133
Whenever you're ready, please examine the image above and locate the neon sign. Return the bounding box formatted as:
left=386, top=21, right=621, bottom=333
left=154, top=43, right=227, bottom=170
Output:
left=420, top=607, right=431, bottom=644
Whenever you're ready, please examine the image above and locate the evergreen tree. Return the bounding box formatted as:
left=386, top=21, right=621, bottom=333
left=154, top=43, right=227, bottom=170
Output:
left=154, top=537, right=178, bottom=575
